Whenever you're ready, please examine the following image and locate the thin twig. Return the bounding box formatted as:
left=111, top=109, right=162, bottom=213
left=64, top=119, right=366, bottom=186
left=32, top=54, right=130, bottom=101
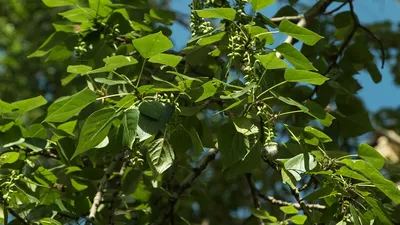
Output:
left=245, top=173, right=265, bottom=225
left=152, top=148, right=218, bottom=225
left=258, top=192, right=326, bottom=210
left=358, top=24, right=385, bottom=68
left=86, top=151, right=125, bottom=224
left=298, top=176, right=315, bottom=192
left=269, top=15, right=304, bottom=22
left=324, top=0, right=349, bottom=15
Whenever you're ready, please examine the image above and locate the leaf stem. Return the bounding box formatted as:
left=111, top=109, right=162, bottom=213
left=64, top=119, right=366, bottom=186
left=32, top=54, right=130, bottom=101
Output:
left=136, top=59, right=147, bottom=87
left=278, top=109, right=303, bottom=116
left=257, top=81, right=287, bottom=99
left=97, top=93, right=130, bottom=100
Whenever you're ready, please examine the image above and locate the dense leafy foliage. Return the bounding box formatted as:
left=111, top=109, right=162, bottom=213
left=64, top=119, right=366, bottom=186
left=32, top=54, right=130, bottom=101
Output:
left=0, top=0, right=400, bottom=225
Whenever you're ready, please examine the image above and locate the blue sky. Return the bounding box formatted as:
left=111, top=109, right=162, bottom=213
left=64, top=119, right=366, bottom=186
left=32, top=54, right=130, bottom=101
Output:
left=167, top=0, right=400, bottom=112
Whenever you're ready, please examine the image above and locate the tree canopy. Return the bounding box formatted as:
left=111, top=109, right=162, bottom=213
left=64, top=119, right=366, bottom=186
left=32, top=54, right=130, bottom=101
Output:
left=0, top=0, right=400, bottom=225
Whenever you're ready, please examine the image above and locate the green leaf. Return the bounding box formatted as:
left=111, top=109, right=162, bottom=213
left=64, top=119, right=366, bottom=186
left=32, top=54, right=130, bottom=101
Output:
left=304, top=100, right=335, bottom=127
left=188, top=127, right=204, bottom=153
left=147, top=138, right=175, bottom=174
left=251, top=209, right=278, bottom=222
left=276, top=43, right=316, bottom=71
left=0, top=152, right=19, bottom=165
left=246, top=25, right=274, bottom=44
left=218, top=122, right=250, bottom=169
left=194, top=81, right=218, bottom=102
left=279, top=20, right=323, bottom=46
left=224, top=141, right=262, bottom=178
left=42, top=0, right=76, bottom=7
left=72, top=108, right=115, bottom=159
left=366, top=62, right=382, bottom=83
left=67, top=65, right=92, bottom=74
left=94, top=78, right=127, bottom=85
left=280, top=206, right=298, bottom=214
left=87, top=55, right=138, bottom=74
left=350, top=205, right=362, bottom=225
left=277, top=96, right=308, bottom=112
left=59, top=8, right=96, bottom=23
left=149, top=53, right=183, bottom=67
left=358, top=143, right=385, bottom=169
left=45, top=88, right=97, bottom=123
left=39, top=218, right=62, bottom=225
left=336, top=166, right=368, bottom=182
left=149, top=8, right=176, bottom=25
left=197, top=32, right=226, bottom=46
left=71, top=179, right=88, bottom=191
left=132, top=31, right=173, bottom=58
left=122, top=108, right=139, bottom=149
left=284, top=153, right=317, bottom=181
left=284, top=68, right=328, bottom=85
left=256, top=53, right=288, bottom=70
left=290, top=215, right=307, bottom=225
left=364, top=197, right=392, bottom=225
left=11, top=96, right=47, bottom=114
left=220, top=82, right=256, bottom=99
left=304, top=126, right=332, bottom=142
left=232, top=117, right=259, bottom=135
left=250, top=0, right=275, bottom=12
left=195, top=8, right=236, bottom=21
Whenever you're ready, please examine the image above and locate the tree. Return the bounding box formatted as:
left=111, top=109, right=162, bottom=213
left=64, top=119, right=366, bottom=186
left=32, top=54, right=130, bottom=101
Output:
left=0, top=0, right=399, bottom=224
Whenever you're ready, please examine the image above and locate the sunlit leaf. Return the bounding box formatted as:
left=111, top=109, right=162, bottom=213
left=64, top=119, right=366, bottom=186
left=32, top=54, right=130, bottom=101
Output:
left=195, top=8, right=236, bottom=21
left=132, top=31, right=173, bottom=58
left=279, top=20, right=323, bottom=46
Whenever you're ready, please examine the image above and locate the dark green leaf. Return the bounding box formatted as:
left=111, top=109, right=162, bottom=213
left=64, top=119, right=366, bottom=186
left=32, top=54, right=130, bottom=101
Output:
left=45, top=88, right=97, bottom=123
left=72, top=108, right=115, bottom=159
left=122, top=108, right=140, bottom=149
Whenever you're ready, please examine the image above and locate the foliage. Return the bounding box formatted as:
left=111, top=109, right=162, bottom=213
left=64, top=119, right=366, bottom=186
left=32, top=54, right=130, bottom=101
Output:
left=0, top=0, right=400, bottom=225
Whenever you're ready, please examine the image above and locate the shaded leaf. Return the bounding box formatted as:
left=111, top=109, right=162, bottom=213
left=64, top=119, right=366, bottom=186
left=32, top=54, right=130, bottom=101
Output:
left=122, top=108, right=140, bottom=149
left=147, top=138, right=175, bottom=174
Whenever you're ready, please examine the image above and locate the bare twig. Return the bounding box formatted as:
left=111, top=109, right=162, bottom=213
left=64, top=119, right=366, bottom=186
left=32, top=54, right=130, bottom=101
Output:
left=152, top=148, right=219, bottom=225
left=375, top=128, right=400, bottom=146
left=108, top=152, right=129, bottom=225
left=86, top=151, right=125, bottom=224
left=269, top=15, right=304, bottom=22
left=324, top=0, right=349, bottom=15
left=258, top=192, right=326, bottom=210
left=358, top=24, right=385, bottom=68
left=245, top=173, right=265, bottom=225
left=298, top=176, right=315, bottom=192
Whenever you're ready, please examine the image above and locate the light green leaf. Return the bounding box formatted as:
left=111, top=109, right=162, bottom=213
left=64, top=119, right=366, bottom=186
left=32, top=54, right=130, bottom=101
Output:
left=279, top=20, right=323, bottom=46
left=276, top=43, right=317, bottom=71
left=290, top=215, right=307, bottom=225
left=39, top=218, right=62, bottom=225
left=195, top=8, right=236, bottom=21
left=364, top=197, right=392, bottom=225
left=132, top=31, right=173, bottom=58
left=250, top=0, right=275, bottom=12
left=304, top=126, right=332, bottom=143
left=147, top=138, right=175, bottom=174
left=194, top=81, right=218, bottom=102
left=284, top=68, right=328, bottom=85
left=256, top=53, right=288, bottom=70
left=280, top=206, right=298, bottom=214
left=336, top=166, right=368, bottom=182
left=59, top=8, right=96, bottom=23
left=87, top=55, right=138, bottom=74
left=122, top=108, right=140, bottom=149
left=67, top=65, right=92, bottom=74
left=218, top=122, right=250, bottom=169
left=42, top=0, right=76, bottom=7
left=94, top=78, right=127, bottom=85
left=358, top=143, right=385, bottom=169
left=11, top=96, right=47, bottom=114
left=149, top=53, right=183, bottom=67
left=0, top=152, right=19, bottom=165
left=284, top=153, right=317, bottom=181
left=232, top=117, right=259, bottom=135
left=246, top=25, right=274, bottom=44
left=197, top=32, right=226, bottom=46
left=167, top=71, right=203, bottom=82
left=72, top=108, right=115, bottom=159
left=220, top=82, right=256, bottom=99
left=45, top=88, right=97, bottom=123
left=251, top=209, right=278, bottom=222
left=71, top=179, right=88, bottom=191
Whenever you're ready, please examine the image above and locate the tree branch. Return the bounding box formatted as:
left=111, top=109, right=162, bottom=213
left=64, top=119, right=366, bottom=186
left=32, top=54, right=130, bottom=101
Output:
left=152, top=148, right=218, bottom=225
left=86, top=151, right=125, bottom=224
left=375, top=128, right=400, bottom=146
left=269, top=15, right=304, bottom=22
left=258, top=192, right=326, bottom=210
left=324, top=0, right=349, bottom=15
left=245, top=173, right=265, bottom=225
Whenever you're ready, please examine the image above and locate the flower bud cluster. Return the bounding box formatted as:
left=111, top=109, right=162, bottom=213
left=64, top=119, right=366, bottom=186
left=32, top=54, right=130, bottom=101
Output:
left=1, top=170, right=24, bottom=201
left=189, top=4, right=213, bottom=37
